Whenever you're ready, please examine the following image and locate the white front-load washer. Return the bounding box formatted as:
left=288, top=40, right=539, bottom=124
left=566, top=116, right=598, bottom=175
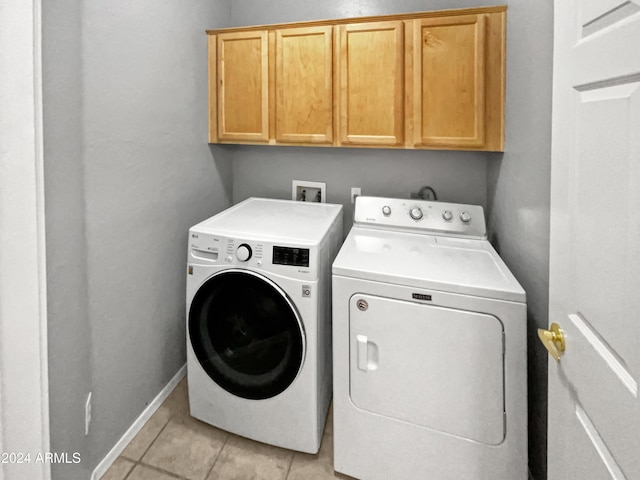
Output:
left=186, top=198, right=342, bottom=453
left=332, top=196, right=527, bottom=479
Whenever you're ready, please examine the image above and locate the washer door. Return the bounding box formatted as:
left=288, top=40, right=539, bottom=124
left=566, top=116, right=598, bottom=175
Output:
left=189, top=269, right=305, bottom=400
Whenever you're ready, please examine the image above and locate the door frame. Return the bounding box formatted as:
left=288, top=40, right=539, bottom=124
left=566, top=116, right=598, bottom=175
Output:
left=0, top=1, right=50, bottom=478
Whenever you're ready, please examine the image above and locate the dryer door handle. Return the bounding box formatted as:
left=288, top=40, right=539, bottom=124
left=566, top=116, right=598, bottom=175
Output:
left=357, top=335, right=369, bottom=371
left=356, top=335, right=379, bottom=372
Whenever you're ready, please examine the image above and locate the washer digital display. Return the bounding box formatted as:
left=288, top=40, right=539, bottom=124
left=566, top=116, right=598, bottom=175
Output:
left=273, top=246, right=310, bottom=267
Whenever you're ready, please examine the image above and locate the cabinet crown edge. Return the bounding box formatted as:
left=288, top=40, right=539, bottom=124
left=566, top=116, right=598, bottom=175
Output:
left=205, top=5, right=506, bottom=35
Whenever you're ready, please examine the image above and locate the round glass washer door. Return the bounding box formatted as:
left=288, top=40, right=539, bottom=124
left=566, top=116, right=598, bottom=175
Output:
left=189, top=269, right=305, bottom=400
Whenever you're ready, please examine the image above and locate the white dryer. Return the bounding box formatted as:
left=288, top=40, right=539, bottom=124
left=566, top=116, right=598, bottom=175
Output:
left=187, top=198, right=342, bottom=453
left=332, top=196, right=527, bottom=479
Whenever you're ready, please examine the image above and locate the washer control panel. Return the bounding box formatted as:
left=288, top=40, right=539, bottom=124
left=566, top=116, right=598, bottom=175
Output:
left=354, top=196, right=486, bottom=238
left=273, top=246, right=310, bottom=267
left=188, top=231, right=317, bottom=280
left=236, top=243, right=252, bottom=261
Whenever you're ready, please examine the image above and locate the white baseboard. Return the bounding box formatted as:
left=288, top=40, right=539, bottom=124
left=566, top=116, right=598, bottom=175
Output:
left=91, top=364, right=187, bottom=480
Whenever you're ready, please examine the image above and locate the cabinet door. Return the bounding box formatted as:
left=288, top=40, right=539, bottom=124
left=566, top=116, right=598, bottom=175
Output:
left=217, top=31, right=269, bottom=142
left=207, top=34, right=217, bottom=143
left=275, top=26, right=333, bottom=144
left=414, top=15, right=486, bottom=148
left=339, top=21, right=404, bottom=146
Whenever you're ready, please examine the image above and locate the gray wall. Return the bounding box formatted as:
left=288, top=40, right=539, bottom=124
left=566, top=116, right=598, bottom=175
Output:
left=486, top=2, right=553, bottom=479
left=43, top=1, right=232, bottom=478
left=43, top=2, right=93, bottom=478
left=230, top=1, right=552, bottom=479
left=233, top=146, right=487, bottom=230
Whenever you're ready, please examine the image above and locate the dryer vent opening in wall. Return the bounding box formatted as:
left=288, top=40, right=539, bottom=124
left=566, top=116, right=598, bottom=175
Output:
left=292, top=180, right=326, bottom=203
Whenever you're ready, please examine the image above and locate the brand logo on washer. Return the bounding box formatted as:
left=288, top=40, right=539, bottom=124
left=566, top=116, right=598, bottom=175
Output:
left=302, top=285, right=311, bottom=297
left=356, top=299, right=368, bottom=311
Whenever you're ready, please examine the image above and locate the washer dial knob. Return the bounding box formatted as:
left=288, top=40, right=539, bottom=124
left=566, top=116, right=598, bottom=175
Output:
left=236, top=244, right=252, bottom=262
left=442, top=210, right=453, bottom=221
left=460, top=212, right=472, bottom=223
left=409, top=207, right=424, bottom=220
left=382, top=205, right=392, bottom=216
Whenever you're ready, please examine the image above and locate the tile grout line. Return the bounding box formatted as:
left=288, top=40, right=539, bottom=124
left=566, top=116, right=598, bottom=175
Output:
left=124, top=410, right=176, bottom=464
left=203, top=432, right=230, bottom=480
left=284, top=451, right=296, bottom=480
left=120, top=394, right=178, bottom=480
left=136, top=461, right=191, bottom=480
left=121, top=414, right=175, bottom=480
left=121, top=458, right=136, bottom=480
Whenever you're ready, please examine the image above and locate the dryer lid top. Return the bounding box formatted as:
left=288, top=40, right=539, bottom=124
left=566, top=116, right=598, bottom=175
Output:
left=191, top=197, right=343, bottom=244
left=333, top=226, right=526, bottom=303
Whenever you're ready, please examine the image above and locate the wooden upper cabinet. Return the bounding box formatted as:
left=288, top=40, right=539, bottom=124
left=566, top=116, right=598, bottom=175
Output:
left=275, top=26, right=333, bottom=144
left=207, top=6, right=506, bottom=151
left=217, top=31, right=269, bottom=142
left=413, top=14, right=488, bottom=148
left=338, top=21, right=404, bottom=146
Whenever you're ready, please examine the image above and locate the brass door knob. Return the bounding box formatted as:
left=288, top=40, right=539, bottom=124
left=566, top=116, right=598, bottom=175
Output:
left=538, top=323, right=565, bottom=361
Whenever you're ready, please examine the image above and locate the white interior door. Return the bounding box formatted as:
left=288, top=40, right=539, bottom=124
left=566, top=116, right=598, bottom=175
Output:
left=547, top=1, right=640, bottom=479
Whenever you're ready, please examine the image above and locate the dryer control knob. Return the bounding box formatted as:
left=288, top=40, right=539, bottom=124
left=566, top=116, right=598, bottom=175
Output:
left=442, top=210, right=453, bottom=221
left=382, top=205, right=392, bottom=216
left=236, top=244, right=252, bottom=262
left=460, top=212, right=472, bottom=223
left=409, top=207, right=423, bottom=220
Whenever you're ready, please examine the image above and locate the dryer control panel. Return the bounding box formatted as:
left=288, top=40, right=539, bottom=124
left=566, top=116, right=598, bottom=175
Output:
left=354, top=196, right=487, bottom=239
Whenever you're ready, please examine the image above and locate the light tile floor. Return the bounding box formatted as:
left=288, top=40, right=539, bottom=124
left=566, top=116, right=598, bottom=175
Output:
left=100, top=378, right=352, bottom=480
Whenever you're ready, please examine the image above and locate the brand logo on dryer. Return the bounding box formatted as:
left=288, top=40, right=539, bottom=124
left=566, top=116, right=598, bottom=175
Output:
left=412, top=293, right=432, bottom=301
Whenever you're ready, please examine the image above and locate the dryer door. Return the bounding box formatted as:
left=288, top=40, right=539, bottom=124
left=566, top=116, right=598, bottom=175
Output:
left=350, top=294, right=505, bottom=445
left=189, top=269, right=305, bottom=400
